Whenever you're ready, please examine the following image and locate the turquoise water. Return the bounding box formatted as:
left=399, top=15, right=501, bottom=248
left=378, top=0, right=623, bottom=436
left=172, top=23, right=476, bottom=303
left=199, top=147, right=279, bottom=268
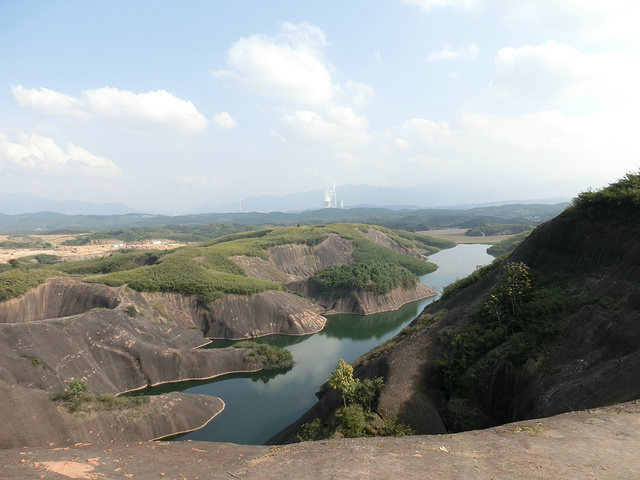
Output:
left=162, top=244, right=494, bottom=444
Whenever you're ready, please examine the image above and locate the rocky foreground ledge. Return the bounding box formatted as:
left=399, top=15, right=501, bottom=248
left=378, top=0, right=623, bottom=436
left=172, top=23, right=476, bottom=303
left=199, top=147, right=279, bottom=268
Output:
left=2, top=400, right=639, bottom=479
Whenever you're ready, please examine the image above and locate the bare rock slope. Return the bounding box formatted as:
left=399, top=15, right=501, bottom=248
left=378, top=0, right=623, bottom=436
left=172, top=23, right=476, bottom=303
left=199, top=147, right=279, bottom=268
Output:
left=3, top=400, right=640, bottom=479
left=0, top=278, right=288, bottom=449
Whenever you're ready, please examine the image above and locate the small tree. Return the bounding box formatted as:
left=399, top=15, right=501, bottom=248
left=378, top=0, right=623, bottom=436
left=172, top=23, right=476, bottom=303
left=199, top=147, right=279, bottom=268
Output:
left=327, top=359, right=358, bottom=406
left=67, top=379, right=87, bottom=399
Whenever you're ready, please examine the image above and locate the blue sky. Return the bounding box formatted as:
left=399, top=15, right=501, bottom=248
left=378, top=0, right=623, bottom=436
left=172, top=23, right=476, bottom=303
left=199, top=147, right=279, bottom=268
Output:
left=1, top=0, right=639, bottom=212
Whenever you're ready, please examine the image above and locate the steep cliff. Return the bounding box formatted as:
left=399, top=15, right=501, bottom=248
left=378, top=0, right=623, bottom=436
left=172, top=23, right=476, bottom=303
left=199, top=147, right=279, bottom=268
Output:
left=0, top=278, right=294, bottom=448
left=277, top=173, right=640, bottom=440
left=371, top=176, right=640, bottom=434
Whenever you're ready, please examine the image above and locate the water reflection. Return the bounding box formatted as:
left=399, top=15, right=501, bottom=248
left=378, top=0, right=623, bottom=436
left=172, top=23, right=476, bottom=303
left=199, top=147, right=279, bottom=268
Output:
left=169, top=244, right=493, bottom=444
left=321, top=300, right=426, bottom=340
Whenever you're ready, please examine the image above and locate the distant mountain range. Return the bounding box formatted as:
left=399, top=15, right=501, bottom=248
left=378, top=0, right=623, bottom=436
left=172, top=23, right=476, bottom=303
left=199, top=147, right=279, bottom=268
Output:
left=197, top=183, right=574, bottom=213
left=0, top=194, right=141, bottom=216
left=0, top=182, right=579, bottom=217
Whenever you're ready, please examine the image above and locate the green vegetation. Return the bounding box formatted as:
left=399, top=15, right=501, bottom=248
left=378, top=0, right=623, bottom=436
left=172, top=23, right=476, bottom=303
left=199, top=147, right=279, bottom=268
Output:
left=52, top=380, right=150, bottom=413
left=295, top=358, right=412, bottom=441
left=0, top=223, right=443, bottom=304
left=569, top=171, right=640, bottom=223
left=66, top=379, right=87, bottom=399
left=233, top=341, right=294, bottom=370
left=56, top=250, right=162, bottom=275
left=312, top=263, right=417, bottom=295
left=351, top=238, right=437, bottom=275
left=486, top=230, right=532, bottom=257
left=125, top=305, right=138, bottom=317
left=0, top=203, right=566, bottom=235
left=61, top=222, right=257, bottom=245
left=0, top=268, right=62, bottom=301
left=5, top=253, right=61, bottom=269
left=437, top=262, right=599, bottom=429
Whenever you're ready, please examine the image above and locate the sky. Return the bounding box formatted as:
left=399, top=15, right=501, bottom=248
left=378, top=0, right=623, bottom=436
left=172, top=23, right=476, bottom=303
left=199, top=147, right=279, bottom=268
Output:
left=1, top=0, right=639, bottom=213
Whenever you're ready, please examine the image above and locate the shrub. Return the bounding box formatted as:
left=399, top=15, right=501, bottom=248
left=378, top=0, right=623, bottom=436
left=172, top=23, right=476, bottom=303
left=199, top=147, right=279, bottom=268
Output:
left=311, top=263, right=418, bottom=295
left=67, top=379, right=87, bottom=399
left=341, top=404, right=367, bottom=437
left=294, top=418, right=323, bottom=442
left=233, top=341, right=294, bottom=370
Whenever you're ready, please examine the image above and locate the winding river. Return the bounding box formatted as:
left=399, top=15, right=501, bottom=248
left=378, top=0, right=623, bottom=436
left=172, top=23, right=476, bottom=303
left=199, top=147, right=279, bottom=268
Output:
left=157, top=244, right=494, bottom=444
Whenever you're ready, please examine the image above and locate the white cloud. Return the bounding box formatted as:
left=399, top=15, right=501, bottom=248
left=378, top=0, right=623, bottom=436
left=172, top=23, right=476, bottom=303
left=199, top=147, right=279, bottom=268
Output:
left=428, top=42, right=479, bottom=61
left=343, top=80, right=374, bottom=107
left=499, top=0, right=640, bottom=39
left=393, top=137, right=411, bottom=149
left=279, top=106, right=371, bottom=148
left=0, top=132, right=122, bottom=177
left=393, top=118, right=452, bottom=145
left=213, top=22, right=335, bottom=106
left=402, top=0, right=480, bottom=13
left=474, top=41, right=640, bottom=114
left=11, top=85, right=88, bottom=119
left=456, top=110, right=638, bottom=179
left=213, top=111, right=237, bottom=129
left=406, top=0, right=640, bottom=39
left=12, top=85, right=207, bottom=134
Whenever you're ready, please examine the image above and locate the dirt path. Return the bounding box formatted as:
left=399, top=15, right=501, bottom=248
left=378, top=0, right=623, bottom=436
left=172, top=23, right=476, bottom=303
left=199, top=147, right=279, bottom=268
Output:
left=2, top=400, right=639, bottom=479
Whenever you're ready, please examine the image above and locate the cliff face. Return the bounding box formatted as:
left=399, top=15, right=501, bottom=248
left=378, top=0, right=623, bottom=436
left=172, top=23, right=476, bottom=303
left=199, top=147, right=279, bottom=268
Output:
left=368, top=208, right=640, bottom=434
left=0, top=277, right=120, bottom=323
left=204, top=290, right=326, bottom=339
left=293, top=281, right=438, bottom=316
left=0, top=278, right=299, bottom=449
left=276, top=198, right=640, bottom=441
left=233, top=231, right=437, bottom=315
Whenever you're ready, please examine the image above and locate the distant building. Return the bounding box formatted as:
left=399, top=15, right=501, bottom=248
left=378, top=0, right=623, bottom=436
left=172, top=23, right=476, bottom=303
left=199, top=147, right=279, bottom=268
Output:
left=324, top=183, right=338, bottom=208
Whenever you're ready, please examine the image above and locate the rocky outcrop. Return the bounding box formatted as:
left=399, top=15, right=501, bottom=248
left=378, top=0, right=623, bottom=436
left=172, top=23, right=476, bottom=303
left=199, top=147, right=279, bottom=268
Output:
left=204, top=290, right=326, bottom=339
left=6, top=400, right=640, bottom=479
left=264, top=234, right=355, bottom=281
left=0, top=276, right=120, bottom=324
left=292, top=281, right=438, bottom=316
left=360, top=227, right=429, bottom=261
left=0, top=383, right=224, bottom=449
left=233, top=233, right=437, bottom=316
left=0, top=279, right=299, bottom=449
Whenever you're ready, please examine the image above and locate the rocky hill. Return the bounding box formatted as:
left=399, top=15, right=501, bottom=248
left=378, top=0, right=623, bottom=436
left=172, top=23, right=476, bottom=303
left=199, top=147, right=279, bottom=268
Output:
left=0, top=224, right=444, bottom=448
left=275, top=172, right=640, bottom=442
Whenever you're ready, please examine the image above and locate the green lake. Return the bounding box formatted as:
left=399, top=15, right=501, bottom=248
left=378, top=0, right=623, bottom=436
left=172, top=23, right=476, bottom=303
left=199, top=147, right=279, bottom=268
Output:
left=159, top=243, right=494, bottom=444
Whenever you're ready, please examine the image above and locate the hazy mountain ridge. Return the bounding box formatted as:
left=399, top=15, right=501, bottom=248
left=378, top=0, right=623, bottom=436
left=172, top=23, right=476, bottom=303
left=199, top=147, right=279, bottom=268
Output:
left=0, top=203, right=568, bottom=234
left=0, top=194, right=140, bottom=216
